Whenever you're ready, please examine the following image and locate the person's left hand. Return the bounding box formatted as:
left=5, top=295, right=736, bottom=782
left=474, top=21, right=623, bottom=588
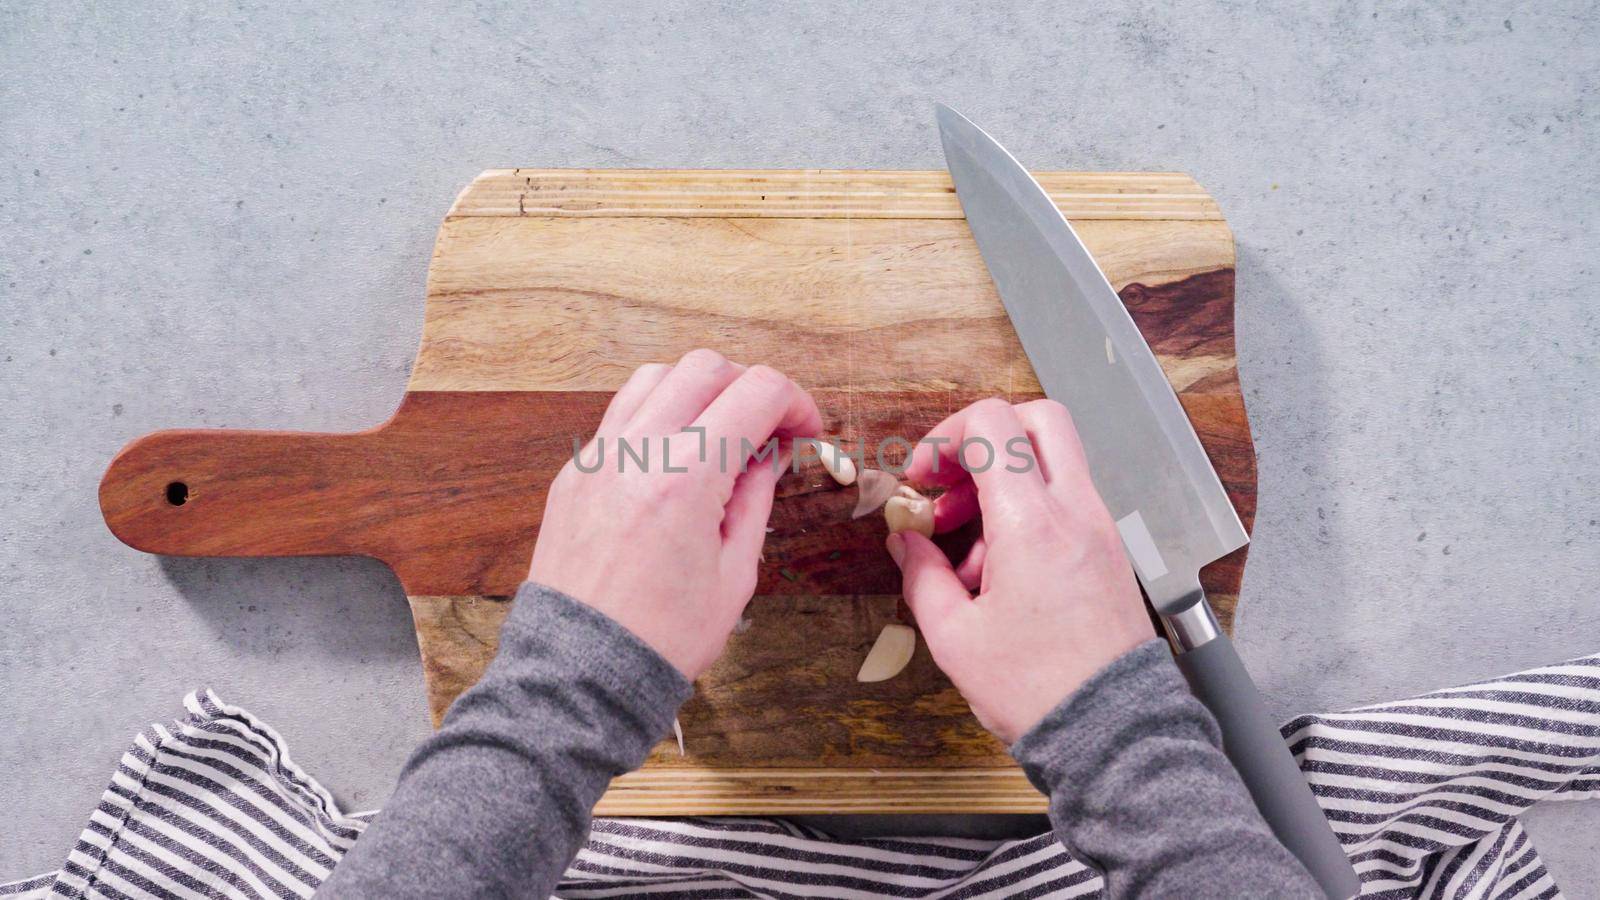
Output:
left=528, top=350, right=823, bottom=679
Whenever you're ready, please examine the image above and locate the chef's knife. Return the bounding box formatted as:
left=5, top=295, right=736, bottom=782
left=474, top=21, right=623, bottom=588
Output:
left=937, top=104, right=1358, bottom=899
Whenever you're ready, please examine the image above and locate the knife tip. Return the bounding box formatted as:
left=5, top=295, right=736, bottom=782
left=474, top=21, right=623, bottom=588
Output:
left=933, top=103, right=987, bottom=151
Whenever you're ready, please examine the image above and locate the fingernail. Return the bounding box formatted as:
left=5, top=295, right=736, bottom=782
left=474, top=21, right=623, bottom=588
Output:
left=885, top=533, right=905, bottom=566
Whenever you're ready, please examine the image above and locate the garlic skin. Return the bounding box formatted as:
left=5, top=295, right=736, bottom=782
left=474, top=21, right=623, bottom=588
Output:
left=813, top=440, right=857, bottom=486
left=851, top=468, right=901, bottom=519
left=884, top=485, right=935, bottom=537
left=857, top=624, right=917, bottom=682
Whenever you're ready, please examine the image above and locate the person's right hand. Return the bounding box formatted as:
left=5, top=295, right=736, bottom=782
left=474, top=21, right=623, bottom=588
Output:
left=887, top=398, right=1156, bottom=745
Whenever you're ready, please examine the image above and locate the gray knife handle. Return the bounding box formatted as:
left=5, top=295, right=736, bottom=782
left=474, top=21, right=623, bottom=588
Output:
left=1168, top=599, right=1360, bottom=899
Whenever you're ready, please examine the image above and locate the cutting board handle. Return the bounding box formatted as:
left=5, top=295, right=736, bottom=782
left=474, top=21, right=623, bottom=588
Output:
left=99, top=424, right=405, bottom=561
left=97, top=392, right=553, bottom=595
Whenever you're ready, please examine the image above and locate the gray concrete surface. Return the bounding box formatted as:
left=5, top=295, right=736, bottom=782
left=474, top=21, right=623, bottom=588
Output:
left=3, top=0, right=1597, bottom=888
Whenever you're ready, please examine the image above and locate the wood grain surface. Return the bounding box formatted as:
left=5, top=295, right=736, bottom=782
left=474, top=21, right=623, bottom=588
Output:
left=99, top=169, right=1252, bottom=814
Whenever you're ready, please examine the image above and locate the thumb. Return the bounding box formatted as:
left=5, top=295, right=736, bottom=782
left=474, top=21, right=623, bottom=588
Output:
left=720, top=449, right=789, bottom=569
left=887, top=531, right=970, bottom=630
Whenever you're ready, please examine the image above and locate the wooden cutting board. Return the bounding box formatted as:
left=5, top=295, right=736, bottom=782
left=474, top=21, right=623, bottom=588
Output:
left=99, top=170, right=1253, bottom=814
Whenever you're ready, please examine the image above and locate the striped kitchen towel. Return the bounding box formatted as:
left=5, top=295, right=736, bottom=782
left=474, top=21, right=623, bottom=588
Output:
left=5, top=654, right=1598, bottom=899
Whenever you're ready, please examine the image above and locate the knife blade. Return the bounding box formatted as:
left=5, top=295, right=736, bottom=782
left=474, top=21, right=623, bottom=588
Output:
left=937, top=104, right=1358, bottom=899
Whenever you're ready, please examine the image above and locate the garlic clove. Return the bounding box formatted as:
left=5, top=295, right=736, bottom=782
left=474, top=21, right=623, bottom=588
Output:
left=852, top=469, right=901, bottom=519
left=884, top=486, right=935, bottom=537
left=813, top=440, right=857, bottom=486
left=857, top=624, right=917, bottom=682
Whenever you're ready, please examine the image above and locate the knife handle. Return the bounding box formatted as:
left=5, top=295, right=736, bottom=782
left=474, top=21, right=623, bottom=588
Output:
left=1167, top=597, right=1360, bottom=899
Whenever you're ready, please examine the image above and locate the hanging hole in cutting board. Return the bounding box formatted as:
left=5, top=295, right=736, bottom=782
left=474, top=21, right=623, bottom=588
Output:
left=164, top=481, right=189, bottom=507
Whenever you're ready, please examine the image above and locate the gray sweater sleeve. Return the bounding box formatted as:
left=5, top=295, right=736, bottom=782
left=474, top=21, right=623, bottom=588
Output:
left=323, top=588, right=1316, bottom=899
left=318, top=582, right=691, bottom=899
left=1010, top=638, right=1322, bottom=899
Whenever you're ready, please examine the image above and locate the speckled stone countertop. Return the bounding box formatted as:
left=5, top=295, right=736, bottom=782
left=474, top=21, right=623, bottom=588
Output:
left=3, top=1, right=1596, bottom=888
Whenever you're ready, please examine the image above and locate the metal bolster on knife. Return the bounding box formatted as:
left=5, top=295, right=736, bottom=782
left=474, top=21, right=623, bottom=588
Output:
left=1161, top=593, right=1222, bottom=652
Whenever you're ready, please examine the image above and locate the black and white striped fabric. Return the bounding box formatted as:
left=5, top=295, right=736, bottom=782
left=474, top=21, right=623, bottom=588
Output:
left=6, top=653, right=1597, bottom=899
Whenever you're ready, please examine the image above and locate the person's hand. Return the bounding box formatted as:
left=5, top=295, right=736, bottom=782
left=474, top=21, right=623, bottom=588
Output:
left=888, top=398, right=1155, bottom=744
left=529, top=350, right=822, bottom=679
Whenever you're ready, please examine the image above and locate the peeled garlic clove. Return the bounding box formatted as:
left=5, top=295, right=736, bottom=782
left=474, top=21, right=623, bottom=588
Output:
left=884, top=486, right=935, bottom=537
left=857, top=624, right=917, bottom=683
left=852, top=469, right=900, bottom=519
left=813, top=440, right=857, bottom=486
